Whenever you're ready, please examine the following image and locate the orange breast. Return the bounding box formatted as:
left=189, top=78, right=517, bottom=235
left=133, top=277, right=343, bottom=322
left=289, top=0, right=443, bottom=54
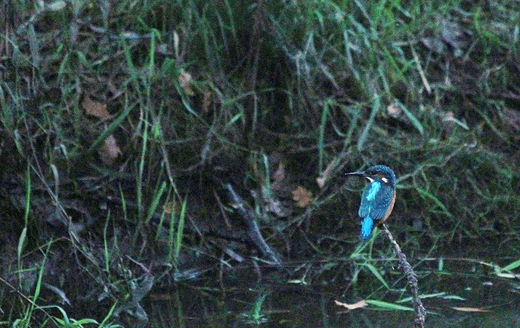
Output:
left=378, top=189, right=396, bottom=226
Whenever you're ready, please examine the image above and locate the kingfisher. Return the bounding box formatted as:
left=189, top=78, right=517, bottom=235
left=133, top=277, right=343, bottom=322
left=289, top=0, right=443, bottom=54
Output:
left=345, top=165, right=397, bottom=240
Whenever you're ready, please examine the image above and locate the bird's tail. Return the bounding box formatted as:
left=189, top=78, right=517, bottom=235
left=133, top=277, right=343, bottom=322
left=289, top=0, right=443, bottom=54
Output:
left=360, top=217, right=374, bottom=240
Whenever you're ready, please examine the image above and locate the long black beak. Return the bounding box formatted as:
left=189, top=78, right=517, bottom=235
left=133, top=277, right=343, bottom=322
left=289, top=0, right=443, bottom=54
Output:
left=345, top=171, right=367, bottom=177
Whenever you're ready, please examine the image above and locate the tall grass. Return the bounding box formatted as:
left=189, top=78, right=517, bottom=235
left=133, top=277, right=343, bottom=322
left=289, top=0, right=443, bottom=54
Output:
left=0, top=0, right=518, bottom=325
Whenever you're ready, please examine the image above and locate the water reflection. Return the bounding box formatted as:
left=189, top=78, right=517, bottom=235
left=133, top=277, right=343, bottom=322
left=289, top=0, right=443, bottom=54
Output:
left=145, top=272, right=519, bottom=327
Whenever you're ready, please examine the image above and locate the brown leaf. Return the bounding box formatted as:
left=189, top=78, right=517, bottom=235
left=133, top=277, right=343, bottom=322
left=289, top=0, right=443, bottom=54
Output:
left=179, top=70, right=195, bottom=96
left=82, top=97, right=113, bottom=121
left=334, top=299, right=366, bottom=310
left=98, top=134, right=122, bottom=165
left=291, top=186, right=313, bottom=208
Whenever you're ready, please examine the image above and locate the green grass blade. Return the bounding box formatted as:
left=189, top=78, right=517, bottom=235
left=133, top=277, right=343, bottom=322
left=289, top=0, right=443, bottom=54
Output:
left=357, top=96, right=380, bottom=151
left=400, top=103, right=424, bottom=135
left=174, top=199, right=187, bottom=261
left=417, top=187, right=450, bottom=214
left=501, top=258, right=520, bottom=272
left=146, top=181, right=167, bottom=225
left=363, top=263, right=390, bottom=289
left=366, top=300, right=414, bottom=311
left=318, top=99, right=331, bottom=173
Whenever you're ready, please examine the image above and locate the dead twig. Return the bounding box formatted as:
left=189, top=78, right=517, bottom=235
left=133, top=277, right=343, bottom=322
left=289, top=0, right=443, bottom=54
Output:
left=224, top=183, right=282, bottom=266
left=382, top=224, right=426, bottom=328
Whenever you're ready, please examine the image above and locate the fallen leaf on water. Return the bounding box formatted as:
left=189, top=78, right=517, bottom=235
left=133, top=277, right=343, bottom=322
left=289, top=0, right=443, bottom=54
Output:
left=98, top=134, right=122, bottom=165
left=82, top=97, right=113, bottom=121
left=334, top=299, right=366, bottom=310
left=291, top=186, right=313, bottom=208
left=452, top=307, right=491, bottom=313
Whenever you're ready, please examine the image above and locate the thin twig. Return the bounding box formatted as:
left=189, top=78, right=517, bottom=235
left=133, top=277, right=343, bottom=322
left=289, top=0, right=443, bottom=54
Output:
left=381, top=224, right=426, bottom=328
left=224, top=183, right=282, bottom=266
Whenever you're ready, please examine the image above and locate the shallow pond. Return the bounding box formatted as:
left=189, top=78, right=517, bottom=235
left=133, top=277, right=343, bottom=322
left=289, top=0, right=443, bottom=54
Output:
left=144, top=261, right=520, bottom=327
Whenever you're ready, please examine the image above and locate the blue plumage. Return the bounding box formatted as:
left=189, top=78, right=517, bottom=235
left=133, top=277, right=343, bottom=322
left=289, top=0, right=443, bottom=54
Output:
left=364, top=181, right=381, bottom=201
left=346, top=165, right=397, bottom=240
left=360, top=217, right=374, bottom=240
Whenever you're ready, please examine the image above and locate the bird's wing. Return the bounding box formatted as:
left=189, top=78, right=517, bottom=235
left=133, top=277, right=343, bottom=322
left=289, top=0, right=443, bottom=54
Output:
left=358, top=182, right=394, bottom=221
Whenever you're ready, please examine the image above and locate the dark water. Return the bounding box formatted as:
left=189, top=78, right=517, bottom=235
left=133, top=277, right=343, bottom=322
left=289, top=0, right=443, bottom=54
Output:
left=144, top=265, right=520, bottom=328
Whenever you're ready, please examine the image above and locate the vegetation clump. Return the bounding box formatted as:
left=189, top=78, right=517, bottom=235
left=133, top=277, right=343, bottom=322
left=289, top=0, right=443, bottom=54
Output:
left=0, top=0, right=519, bottom=326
